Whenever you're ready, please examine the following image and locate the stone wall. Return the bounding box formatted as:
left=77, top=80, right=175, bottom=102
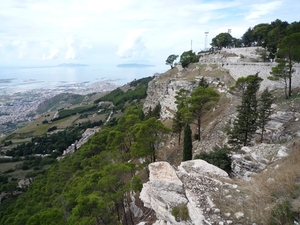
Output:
left=223, top=63, right=300, bottom=92
left=199, top=47, right=300, bottom=92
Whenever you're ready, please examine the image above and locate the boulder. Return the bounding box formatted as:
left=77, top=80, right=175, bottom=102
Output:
left=140, top=162, right=189, bottom=224
left=140, top=160, right=234, bottom=224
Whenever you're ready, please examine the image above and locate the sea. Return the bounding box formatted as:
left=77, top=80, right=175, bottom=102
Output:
left=0, top=64, right=168, bottom=94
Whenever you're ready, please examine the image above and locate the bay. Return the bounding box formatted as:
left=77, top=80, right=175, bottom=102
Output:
left=0, top=64, right=168, bottom=93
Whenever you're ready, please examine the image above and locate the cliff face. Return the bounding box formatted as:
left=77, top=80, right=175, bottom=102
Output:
left=143, top=63, right=232, bottom=121
left=143, top=69, right=198, bottom=120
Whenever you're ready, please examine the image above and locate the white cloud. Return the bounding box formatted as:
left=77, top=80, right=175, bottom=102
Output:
left=1, top=0, right=300, bottom=66
left=42, top=49, right=59, bottom=60
left=65, top=35, right=92, bottom=59
left=245, top=1, right=283, bottom=21
left=10, top=40, right=28, bottom=58
left=116, top=29, right=150, bottom=58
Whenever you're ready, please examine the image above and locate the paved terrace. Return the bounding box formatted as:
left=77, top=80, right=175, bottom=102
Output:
left=199, top=47, right=300, bottom=92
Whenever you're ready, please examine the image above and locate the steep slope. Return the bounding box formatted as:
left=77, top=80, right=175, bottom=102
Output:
left=139, top=48, right=300, bottom=224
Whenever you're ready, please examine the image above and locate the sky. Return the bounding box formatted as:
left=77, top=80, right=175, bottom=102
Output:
left=0, top=0, right=299, bottom=67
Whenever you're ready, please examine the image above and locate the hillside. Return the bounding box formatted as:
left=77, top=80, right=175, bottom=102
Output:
left=140, top=47, right=300, bottom=224
left=1, top=47, right=300, bottom=225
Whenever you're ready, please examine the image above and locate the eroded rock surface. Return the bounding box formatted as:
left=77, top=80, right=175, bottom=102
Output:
left=140, top=160, right=243, bottom=225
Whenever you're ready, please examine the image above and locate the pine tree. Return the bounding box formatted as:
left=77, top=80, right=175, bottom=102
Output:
left=228, top=73, right=262, bottom=148
left=198, top=77, right=209, bottom=88
left=268, top=58, right=291, bottom=99
left=183, top=123, right=193, bottom=161
left=172, top=103, right=185, bottom=145
left=152, top=102, right=161, bottom=119
left=257, top=88, right=273, bottom=142
left=276, top=33, right=300, bottom=98
left=172, top=89, right=190, bottom=144
left=186, top=86, right=220, bottom=141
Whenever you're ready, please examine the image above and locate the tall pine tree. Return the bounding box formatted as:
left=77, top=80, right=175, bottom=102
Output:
left=228, top=73, right=262, bottom=148
left=268, top=58, right=291, bottom=99
left=183, top=123, right=193, bottom=161
left=257, top=88, right=273, bottom=142
left=172, top=89, right=190, bottom=144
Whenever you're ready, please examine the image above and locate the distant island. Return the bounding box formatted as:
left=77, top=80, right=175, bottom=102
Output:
left=57, top=63, right=88, bottom=67
left=116, top=63, right=155, bottom=68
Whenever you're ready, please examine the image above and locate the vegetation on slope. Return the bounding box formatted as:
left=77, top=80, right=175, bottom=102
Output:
left=94, top=76, right=153, bottom=110
left=36, top=93, right=85, bottom=114
left=0, top=106, right=170, bottom=225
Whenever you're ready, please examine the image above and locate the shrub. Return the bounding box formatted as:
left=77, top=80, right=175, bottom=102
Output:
left=4, top=168, right=15, bottom=173
left=21, top=164, right=30, bottom=170
left=268, top=201, right=297, bottom=225
left=42, top=119, right=48, bottom=124
left=194, top=145, right=232, bottom=173
left=171, top=204, right=190, bottom=221
left=47, top=126, right=57, bottom=132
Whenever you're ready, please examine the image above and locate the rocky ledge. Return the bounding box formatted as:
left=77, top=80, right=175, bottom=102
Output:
left=139, top=160, right=244, bottom=225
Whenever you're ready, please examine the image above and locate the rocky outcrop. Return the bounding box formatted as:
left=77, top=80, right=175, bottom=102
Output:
left=231, top=144, right=289, bottom=180
left=143, top=66, right=231, bottom=121
left=143, top=71, right=198, bottom=120
left=140, top=162, right=189, bottom=224
left=140, top=160, right=246, bottom=225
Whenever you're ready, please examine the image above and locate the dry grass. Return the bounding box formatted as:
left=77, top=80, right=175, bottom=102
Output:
left=15, top=115, right=79, bottom=137
left=0, top=161, right=23, bottom=173
left=215, top=145, right=300, bottom=224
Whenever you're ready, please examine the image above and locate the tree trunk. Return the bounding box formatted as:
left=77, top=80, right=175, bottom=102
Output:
left=243, top=129, right=248, bottom=146
left=284, top=78, right=289, bottom=99
left=261, top=124, right=265, bottom=143
left=288, top=74, right=292, bottom=98
left=288, top=59, right=293, bottom=97
left=121, top=201, right=128, bottom=225
left=151, top=144, right=156, bottom=162
left=115, top=203, right=120, bottom=222
left=197, top=116, right=201, bottom=141
left=125, top=194, right=135, bottom=225
left=99, top=216, right=108, bottom=225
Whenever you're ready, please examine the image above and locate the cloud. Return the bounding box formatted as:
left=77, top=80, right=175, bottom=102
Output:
left=42, top=49, right=59, bottom=60
left=1, top=0, right=299, bottom=66
left=116, top=29, right=149, bottom=58
left=245, top=1, right=283, bottom=21
left=11, top=40, right=28, bottom=58
left=65, top=35, right=92, bottom=59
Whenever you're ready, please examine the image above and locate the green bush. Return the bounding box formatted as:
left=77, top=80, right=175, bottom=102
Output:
left=268, top=201, right=297, bottom=225
left=194, top=145, right=232, bottom=173
left=171, top=204, right=190, bottom=221
left=94, top=77, right=153, bottom=110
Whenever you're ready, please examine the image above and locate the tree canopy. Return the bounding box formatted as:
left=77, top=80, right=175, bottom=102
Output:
left=228, top=73, right=263, bottom=148
left=166, top=54, right=179, bottom=69
left=173, top=89, right=191, bottom=144
left=183, top=123, right=193, bottom=161
left=180, top=50, right=198, bottom=68
left=211, top=32, right=233, bottom=49
left=269, top=32, right=300, bottom=98
left=186, top=86, right=220, bottom=141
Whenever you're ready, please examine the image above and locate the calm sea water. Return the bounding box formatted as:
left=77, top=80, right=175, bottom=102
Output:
left=0, top=65, right=168, bottom=93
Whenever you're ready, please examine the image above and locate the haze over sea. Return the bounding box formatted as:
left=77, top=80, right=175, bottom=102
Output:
left=0, top=64, right=167, bottom=94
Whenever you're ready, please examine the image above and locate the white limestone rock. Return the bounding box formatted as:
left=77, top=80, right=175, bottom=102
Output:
left=178, top=159, right=229, bottom=179
left=277, top=147, right=288, bottom=158
left=235, top=212, right=244, bottom=219
left=140, top=162, right=189, bottom=224
left=143, top=73, right=198, bottom=120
